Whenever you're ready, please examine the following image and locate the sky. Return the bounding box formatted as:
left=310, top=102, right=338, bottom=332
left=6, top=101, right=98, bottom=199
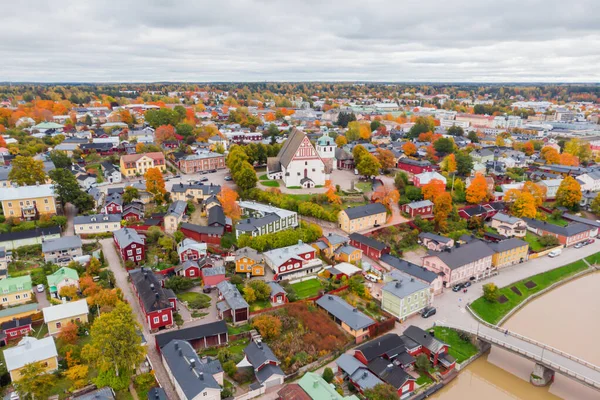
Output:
left=1, top=0, right=599, bottom=83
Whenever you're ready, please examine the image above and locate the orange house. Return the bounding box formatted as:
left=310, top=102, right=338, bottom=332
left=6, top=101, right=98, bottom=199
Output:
left=234, top=247, right=264, bottom=276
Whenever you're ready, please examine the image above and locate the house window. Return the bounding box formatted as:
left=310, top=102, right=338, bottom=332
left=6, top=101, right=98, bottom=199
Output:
left=56, top=322, right=62, bottom=328
left=1, top=297, right=6, bottom=302
left=189, top=270, right=195, bottom=276
left=162, top=314, right=169, bottom=322
left=15, top=295, right=20, bottom=300
left=10, top=332, right=16, bottom=337
left=153, top=317, right=159, bottom=324
left=136, top=256, right=141, bottom=261
left=136, top=249, right=142, bottom=254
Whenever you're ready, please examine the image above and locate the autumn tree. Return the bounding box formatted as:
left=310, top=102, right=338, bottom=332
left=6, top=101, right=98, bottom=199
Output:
left=522, top=181, right=546, bottom=206
left=144, top=167, right=166, bottom=203
left=217, top=186, right=242, bottom=220
left=80, top=276, right=101, bottom=297
left=251, top=314, right=282, bottom=340
left=483, top=283, right=499, bottom=303
left=376, top=148, right=396, bottom=171
left=325, top=180, right=342, bottom=205
left=82, top=302, right=145, bottom=386
left=352, top=144, right=369, bottom=165
left=556, top=176, right=582, bottom=210
left=442, top=154, right=457, bottom=174
left=59, top=285, right=79, bottom=300
left=507, top=190, right=537, bottom=218
left=591, top=193, right=600, bottom=215
left=559, top=153, right=579, bottom=166
left=372, top=186, right=399, bottom=210
left=13, top=361, right=57, bottom=399
left=466, top=174, right=489, bottom=204
left=335, top=135, right=347, bottom=147
left=433, top=192, right=453, bottom=232
left=422, top=179, right=446, bottom=202
left=522, top=141, right=535, bottom=156
left=363, top=383, right=399, bottom=400
left=65, top=364, right=90, bottom=391
left=541, top=146, right=560, bottom=164
left=155, top=124, right=176, bottom=146
left=59, top=321, right=80, bottom=344
left=356, top=153, right=381, bottom=177
left=402, top=142, right=417, bottom=157
left=8, top=155, right=47, bottom=185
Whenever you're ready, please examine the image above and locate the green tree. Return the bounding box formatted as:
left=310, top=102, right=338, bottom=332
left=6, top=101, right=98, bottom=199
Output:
left=247, top=280, right=270, bottom=301
left=405, top=186, right=422, bottom=201
left=433, top=137, right=455, bottom=154
left=322, top=367, right=334, bottom=383
left=8, top=156, right=47, bottom=185
left=14, top=361, right=57, bottom=399
left=415, top=353, right=430, bottom=371
left=336, top=112, right=356, bottom=128
left=122, top=186, right=140, bottom=204
left=456, top=152, right=474, bottom=176
left=49, top=150, right=72, bottom=169
left=164, top=276, right=194, bottom=293
left=356, top=153, right=381, bottom=177
left=235, top=164, right=258, bottom=190
left=144, top=108, right=181, bottom=128
left=467, top=131, right=479, bottom=143
left=176, top=122, right=194, bottom=137
left=483, top=283, right=499, bottom=303
left=49, top=169, right=95, bottom=212
left=591, top=193, right=600, bottom=215
left=363, top=383, right=399, bottom=400
left=447, top=125, right=464, bottom=136
left=82, top=302, right=146, bottom=386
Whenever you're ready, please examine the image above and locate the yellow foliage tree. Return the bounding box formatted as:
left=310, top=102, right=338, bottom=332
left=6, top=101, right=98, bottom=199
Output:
left=422, top=179, right=446, bottom=202
left=335, top=135, right=347, bottom=148
left=402, top=142, right=417, bottom=157
left=144, top=167, right=166, bottom=202
left=508, top=191, right=537, bottom=218
left=442, top=154, right=457, bottom=174
left=522, top=181, right=546, bottom=206
left=556, top=176, right=582, bottom=210
left=433, top=192, right=453, bottom=232
left=466, top=174, right=489, bottom=204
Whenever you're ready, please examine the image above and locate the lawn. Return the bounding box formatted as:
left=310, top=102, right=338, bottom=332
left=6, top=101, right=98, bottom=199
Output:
left=289, top=279, right=324, bottom=299
left=585, top=251, right=600, bottom=265
left=470, top=259, right=589, bottom=324
left=432, top=326, right=479, bottom=363
left=227, top=323, right=252, bottom=335
left=178, top=291, right=211, bottom=306
left=523, top=232, right=544, bottom=252
left=259, top=174, right=269, bottom=180
left=355, top=182, right=373, bottom=193
left=546, top=216, right=568, bottom=227
left=249, top=299, right=271, bottom=312
left=261, top=180, right=280, bottom=187
left=285, top=193, right=312, bottom=201
left=415, top=374, right=433, bottom=386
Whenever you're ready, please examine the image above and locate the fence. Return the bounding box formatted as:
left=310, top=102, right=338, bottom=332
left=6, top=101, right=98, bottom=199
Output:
left=233, top=385, right=265, bottom=400
left=528, top=244, right=563, bottom=259
left=368, top=317, right=396, bottom=337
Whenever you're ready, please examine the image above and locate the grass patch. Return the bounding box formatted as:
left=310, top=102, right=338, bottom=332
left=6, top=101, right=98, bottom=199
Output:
left=289, top=279, right=324, bottom=299
left=261, top=180, right=280, bottom=187
left=227, top=323, right=252, bottom=335
left=524, top=232, right=544, bottom=252
left=178, top=291, right=210, bottom=304
left=471, top=259, right=589, bottom=324
left=416, top=374, right=433, bottom=386
left=287, top=186, right=302, bottom=189
left=285, top=193, right=312, bottom=201
left=199, top=338, right=249, bottom=362
left=249, top=299, right=271, bottom=312
left=433, top=326, right=478, bottom=363
left=259, top=174, right=269, bottom=180
left=585, top=251, right=600, bottom=265
left=546, top=216, right=568, bottom=227
left=355, top=182, right=373, bottom=193
left=192, top=311, right=209, bottom=318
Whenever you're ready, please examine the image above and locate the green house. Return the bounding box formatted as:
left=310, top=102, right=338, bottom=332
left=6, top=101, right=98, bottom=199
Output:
left=46, top=267, right=79, bottom=298
left=298, top=372, right=359, bottom=400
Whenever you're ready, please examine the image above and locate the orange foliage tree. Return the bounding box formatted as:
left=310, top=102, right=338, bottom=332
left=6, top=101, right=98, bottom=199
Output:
left=58, top=322, right=79, bottom=344
left=325, top=180, right=342, bottom=205
left=522, top=141, right=535, bottom=156
left=155, top=125, right=176, bottom=146
left=372, top=186, right=400, bottom=210
left=418, top=132, right=433, bottom=142
left=523, top=181, right=546, bottom=206
left=541, top=146, right=560, bottom=164
left=217, top=186, right=242, bottom=221
left=507, top=190, right=537, bottom=218
left=144, top=167, right=166, bottom=202
left=466, top=174, right=489, bottom=204
left=335, top=135, right=347, bottom=148
left=402, top=142, right=417, bottom=157
left=433, top=192, right=453, bottom=232
left=375, top=149, right=396, bottom=171
left=422, top=179, right=446, bottom=201
left=559, top=153, right=579, bottom=166
left=556, top=176, right=582, bottom=210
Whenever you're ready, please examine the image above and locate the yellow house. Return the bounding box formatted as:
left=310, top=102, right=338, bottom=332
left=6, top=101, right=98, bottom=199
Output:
left=488, top=238, right=529, bottom=269
left=3, top=336, right=58, bottom=381
left=0, top=303, right=39, bottom=325
left=119, top=152, right=166, bottom=177
left=0, top=184, right=57, bottom=220
left=338, top=203, right=387, bottom=233
left=234, top=247, right=265, bottom=276
left=316, top=294, right=374, bottom=344
left=42, top=299, right=90, bottom=335
left=0, top=276, right=33, bottom=307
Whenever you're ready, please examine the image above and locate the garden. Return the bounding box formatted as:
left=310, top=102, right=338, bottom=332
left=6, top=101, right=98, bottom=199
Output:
left=470, top=259, right=590, bottom=324
left=431, top=326, right=479, bottom=363
left=258, top=174, right=280, bottom=188
left=177, top=291, right=211, bottom=309
left=285, top=278, right=325, bottom=300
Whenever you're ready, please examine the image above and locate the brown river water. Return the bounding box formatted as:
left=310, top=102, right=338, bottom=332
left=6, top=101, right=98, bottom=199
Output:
left=431, top=272, right=600, bottom=400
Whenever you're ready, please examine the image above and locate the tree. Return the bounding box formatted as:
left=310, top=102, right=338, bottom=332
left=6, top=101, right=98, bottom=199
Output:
left=522, top=141, right=535, bottom=156
left=336, top=112, right=356, bottom=128
left=579, top=143, right=592, bottom=164
left=363, top=383, right=399, bottom=400
left=49, top=150, right=72, bottom=169
left=407, top=116, right=435, bottom=139
left=483, top=283, right=499, bottom=302
left=372, top=186, right=399, bottom=210
left=13, top=361, right=57, bottom=399
left=164, top=276, right=194, bottom=293
left=325, top=180, right=342, bottom=205
left=507, top=190, right=537, bottom=218
left=59, top=285, right=79, bottom=300
left=122, top=186, right=140, bottom=203
left=65, top=364, right=89, bottom=391
left=433, top=192, right=453, bottom=232
left=415, top=353, right=430, bottom=372
left=442, top=154, right=457, bottom=174
left=144, top=108, right=181, bottom=128
left=49, top=169, right=95, bottom=212
left=59, top=321, right=79, bottom=344
left=235, top=164, right=258, bottom=190
left=144, top=167, right=166, bottom=202
left=8, top=156, right=47, bottom=185
left=176, top=122, right=194, bottom=137
left=402, top=142, right=417, bottom=157
left=422, top=179, right=446, bottom=202
left=243, top=286, right=256, bottom=303
left=394, top=172, right=408, bottom=192
left=559, top=153, right=579, bottom=166
left=335, top=135, right=347, bottom=147
left=376, top=148, right=396, bottom=171
left=467, top=131, right=479, bottom=143
left=405, top=186, right=422, bottom=201
left=155, top=125, right=176, bottom=146
left=248, top=280, right=271, bottom=301
left=447, top=125, right=464, bottom=136
left=563, top=138, right=581, bottom=157
left=541, top=146, right=560, bottom=164
left=352, top=144, right=369, bottom=165
left=356, top=153, right=381, bottom=177
left=217, top=186, right=241, bottom=220
left=539, top=234, right=560, bottom=247
left=466, top=174, right=489, bottom=204
left=251, top=314, right=282, bottom=340
left=455, top=152, right=474, bottom=176
left=556, top=176, right=582, bottom=210
left=522, top=181, right=546, bottom=206
left=82, top=302, right=145, bottom=384
left=322, top=367, right=334, bottom=383
left=591, top=193, right=600, bottom=215
left=433, top=137, right=454, bottom=154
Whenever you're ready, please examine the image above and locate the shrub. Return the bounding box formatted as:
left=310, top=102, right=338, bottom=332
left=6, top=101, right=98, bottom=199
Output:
left=322, top=367, right=334, bottom=383
left=483, top=282, right=499, bottom=303
left=223, top=360, right=238, bottom=377
left=415, top=353, right=430, bottom=372
left=164, top=276, right=194, bottom=293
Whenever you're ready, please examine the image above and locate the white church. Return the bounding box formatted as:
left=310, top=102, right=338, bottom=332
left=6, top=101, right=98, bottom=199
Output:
left=267, top=128, right=333, bottom=188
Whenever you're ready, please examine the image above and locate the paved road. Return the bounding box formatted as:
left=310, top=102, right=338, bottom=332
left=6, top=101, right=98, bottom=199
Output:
left=98, top=238, right=179, bottom=400
left=64, top=203, right=76, bottom=236
left=35, top=288, right=50, bottom=308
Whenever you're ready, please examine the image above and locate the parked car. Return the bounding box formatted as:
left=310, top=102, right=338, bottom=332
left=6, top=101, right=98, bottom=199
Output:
left=36, top=284, right=45, bottom=293
left=452, top=283, right=464, bottom=292
left=224, top=176, right=233, bottom=181
left=548, top=249, right=562, bottom=257
left=199, top=177, right=209, bottom=182
left=463, top=281, right=472, bottom=288
left=365, top=274, right=380, bottom=283
left=586, top=239, right=596, bottom=245
left=209, top=169, right=217, bottom=173
left=421, top=306, right=437, bottom=318
left=574, top=242, right=584, bottom=249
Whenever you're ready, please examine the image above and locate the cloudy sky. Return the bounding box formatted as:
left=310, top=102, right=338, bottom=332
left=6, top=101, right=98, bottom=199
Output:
left=2, top=0, right=598, bottom=82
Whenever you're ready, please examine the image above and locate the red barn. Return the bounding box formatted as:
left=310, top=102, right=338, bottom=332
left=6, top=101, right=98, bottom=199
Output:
left=113, top=227, right=145, bottom=264
left=1, top=317, right=32, bottom=341
left=177, top=238, right=208, bottom=262
left=122, top=202, right=144, bottom=221
left=201, top=266, right=226, bottom=287
left=154, top=320, right=228, bottom=352
left=180, top=223, right=224, bottom=246
left=262, top=242, right=320, bottom=281
left=129, top=267, right=177, bottom=331
left=267, top=281, right=287, bottom=304
left=403, top=326, right=455, bottom=373
left=348, top=233, right=390, bottom=260
left=397, top=158, right=434, bottom=174
left=401, top=199, right=434, bottom=217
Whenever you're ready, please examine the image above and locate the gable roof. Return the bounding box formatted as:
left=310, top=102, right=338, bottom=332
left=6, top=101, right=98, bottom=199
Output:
left=404, top=325, right=447, bottom=353
left=367, top=357, right=414, bottom=389
left=355, top=333, right=406, bottom=362
left=523, top=218, right=591, bottom=237
left=263, top=242, right=315, bottom=267
left=316, top=295, right=374, bottom=331
left=276, top=128, right=310, bottom=169
left=0, top=184, right=55, bottom=201
left=129, top=268, right=174, bottom=313
left=348, top=233, right=388, bottom=251
left=382, top=276, right=429, bottom=299
left=486, top=238, right=529, bottom=253
left=298, top=372, right=359, bottom=400
left=244, top=340, right=280, bottom=369
left=343, top=203, right=387, bottom=220
left=166, top=200, right=187, bottom=218
left=42, top=236, right=82, bottom=253
left=155, top=320, right=227, bottom=349
left=0, top=275, right=32, bottom=294
left=42, top=299, right=89, bottom=323
left=405, top=199, right=433, bottom=209
left=113, top=228, right=144, bottom=248
left=418, top=232, right=452, bottom=244
left=180, top=223, right=224, bottom=236
left=208, top=205, right=226, bottom=226
left=4, top=336, right=58, bottom=372
left=235, top=246, right=261, bottom=262
left=381, top=254, right=437, bottom=284
left=216, top=281, right=249, bottom=310
left=47, top=267, right=80, bottom=287
left=426, top=239, right=494, bottom=270
left=121, top=152, right=165, bottom=164
left=492, top=213, right=523, bottom=225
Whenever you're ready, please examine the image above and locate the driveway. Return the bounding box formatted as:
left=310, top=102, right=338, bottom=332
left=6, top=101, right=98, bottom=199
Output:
left=35, top=288, right=50, bottom=309
left=98, top=239, right=179, bottom=400
left=63, top=203, right=77, bottom=236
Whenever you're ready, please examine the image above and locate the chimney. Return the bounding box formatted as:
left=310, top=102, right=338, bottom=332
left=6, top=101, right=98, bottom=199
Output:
left=150, top=283, right=155, bottom=291
left=174, top=342, right=179, bottom=350
left=395, top=281, right=401, bottom=288
left=179, top=348, right=183, bottom=356
left=144, top=272, right=148, bottom=279
left=155, top=293, right=159, bottom=299
left=199, top=372, right=204, bottom=380
left=190, top=359, right=196, bottom=369
left=353, top=308, right=358, bottom=313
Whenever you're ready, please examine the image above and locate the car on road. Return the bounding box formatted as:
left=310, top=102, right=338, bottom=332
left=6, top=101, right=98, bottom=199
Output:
left=574, top=242, right=584, bottom=249
left=463, top=281, right=472, bottom=288
left=209, top=169, right=217, bottom=173
left=548, top=249, right=562, bottom=257
left=586, top=238, right=595, bottom=245
left=173, top=175, right=180, bottom=178
left=421, top=306, right=437, bottom=318
left=452, top=283, right=464, bottom=292
left=224, top=176, right=233, bottom=181
left=36, top=284, right=44, bottom=293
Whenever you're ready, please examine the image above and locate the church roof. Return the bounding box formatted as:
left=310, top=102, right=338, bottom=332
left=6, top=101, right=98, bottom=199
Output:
left=275, top=128, right=309, bottom=169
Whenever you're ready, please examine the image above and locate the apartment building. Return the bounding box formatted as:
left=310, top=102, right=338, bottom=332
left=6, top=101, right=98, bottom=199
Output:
left=0, top=184, right=57, bottom=220
left=119, top=152, right=166, bottom=177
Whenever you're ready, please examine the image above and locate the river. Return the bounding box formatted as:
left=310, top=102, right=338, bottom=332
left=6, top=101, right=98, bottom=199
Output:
left=431, top=272, right=600, bottom=400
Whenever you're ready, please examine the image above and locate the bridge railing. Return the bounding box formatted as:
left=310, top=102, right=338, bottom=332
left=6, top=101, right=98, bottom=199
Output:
left=438, top=322, right=600, bottom=389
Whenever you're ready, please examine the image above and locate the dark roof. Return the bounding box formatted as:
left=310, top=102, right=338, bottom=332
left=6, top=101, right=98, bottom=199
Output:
left=380, top=254, right=438, bottom=284
left=129, top=268, right=174, bottom=313
left=344, top=203, right=387, bottom=220
left=523, top=218, right=591, bottom=237
left=355, top=333, right=406, bottom=362
left=0, top=226, right=61, bottom=244
left=208, top=205, right=226, bottom=227
left=1, top=317, right=32, bottom=331
left=277, top=383, right=311, bottom=400
left=155, top=320, right=227, bottom=349
left=398, top=158, right=431, bottom=167
left=274, top=128, right=307, bottom=169
left=180, top=223, right=224, bottom=236
left=486, top=238, right=528, bottom=253
left=236, top=213, right=280, bottom=233
left=426, top=240, right=494, bottom=270
left=244, top=340, right=279, bottom=369
left=316, top=294, right=374, bottom=331
left=562, top=213, right=600, bottom=228
left=403, top=326, right=446, bottom=353
left=147, top=387, right=168, bottom=400
left=255, top=363, right=285, bottom=384
left=73, top=387, right=115, bottom=400
left=418, top=232, right=452, bottom=244
left=348, top=232, right=388, bottom=251
left=367, top=357, right=414, bottom=389
left=171, top=182, right=221, bottom=196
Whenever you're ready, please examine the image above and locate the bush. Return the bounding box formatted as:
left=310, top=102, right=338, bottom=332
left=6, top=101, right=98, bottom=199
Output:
left=188, top=298, right=210, bottom=309
left=415, top=353, right=430, bottom=372
left=483, top=282, right=499, bottom=303
left=539, top=234, right=560, bottom=247
left=164, top=276, right=195, bottom=293
left=15, top=244, right=42, bottom=257
left=223, top=360, right=237, bottom=377
left=322, top=367, right=334, bottom=383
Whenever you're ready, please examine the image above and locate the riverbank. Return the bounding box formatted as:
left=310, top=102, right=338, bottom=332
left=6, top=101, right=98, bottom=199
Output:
left=470, top=254, right=597, bottom=325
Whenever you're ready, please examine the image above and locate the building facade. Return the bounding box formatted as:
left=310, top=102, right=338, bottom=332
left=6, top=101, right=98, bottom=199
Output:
left=338, top=204, right=387, bottom=233
left=119, top=152, right=166, bottom=177
left=0, top=184, right=57, bottom=220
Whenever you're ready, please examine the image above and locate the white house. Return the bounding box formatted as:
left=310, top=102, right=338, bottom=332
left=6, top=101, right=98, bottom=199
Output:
left=577, top=172, right=600, bottom=192
left=267, top=128, right=330, bottom=188
left=538, top=178, right=563, bottom=199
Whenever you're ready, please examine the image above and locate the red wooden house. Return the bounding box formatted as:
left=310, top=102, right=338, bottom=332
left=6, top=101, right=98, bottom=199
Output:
left=180, top=223, right=224, bottom=246
left=403, top=326, right=455, bottom=374
left=201, top=266, right=226, bottom=287
left=401, top=199, right=434, bottom=217
left=267, top=281, right=287, bottom=304
left=348, top=233, right=390, bottom=260
left=177, top=238, right=208, bottom=262
left=122, top=202, right=144, bottom=221
left=175, top=259, right=210, bottom=278
left=1, top=317, right=32, bottom=341
left=154, top=320, right=228, bottom=352
left=129, top=267, right=177, bottom=331
left=113, top=227, right=145, bottom=264
left=397, top=158, right=434, bottom=174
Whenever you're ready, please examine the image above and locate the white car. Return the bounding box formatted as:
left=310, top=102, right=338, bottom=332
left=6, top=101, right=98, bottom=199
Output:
left=36, top=284, right=45, bottom=293
left=548, top=249, right=562, bottom=258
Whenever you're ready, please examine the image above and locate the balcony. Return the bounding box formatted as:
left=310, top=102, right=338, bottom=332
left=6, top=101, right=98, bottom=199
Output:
left=21, top=205, right=38, bottom=220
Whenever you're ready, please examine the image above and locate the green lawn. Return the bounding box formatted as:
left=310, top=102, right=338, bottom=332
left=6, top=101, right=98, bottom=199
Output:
left=178, top=291, right=210, bottom=304
left=585, top=251, right=600, bottom=265
left=261, top=180, right=280, bottom=187
left=199, top=338, right=250, bottom=363
left=470, top=259, right=589, bottom=324
left=285, top=193, right=312, bottom=201
left=432, top=326, right=479, bottom=363
left=249, top=299, right=271, bottom=312
left=546, top=216, right=568, bottom=227
left=259, top=174, right=269, bottom=180
left=416, top=374, right=433, bottom=386
left=289, top=279, right=324, bottom=299
left=524, top=232, right=544, bottom=252
left=227, top=323, right=252, bottom=335
left=355, top=182, right=373, bottom=193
